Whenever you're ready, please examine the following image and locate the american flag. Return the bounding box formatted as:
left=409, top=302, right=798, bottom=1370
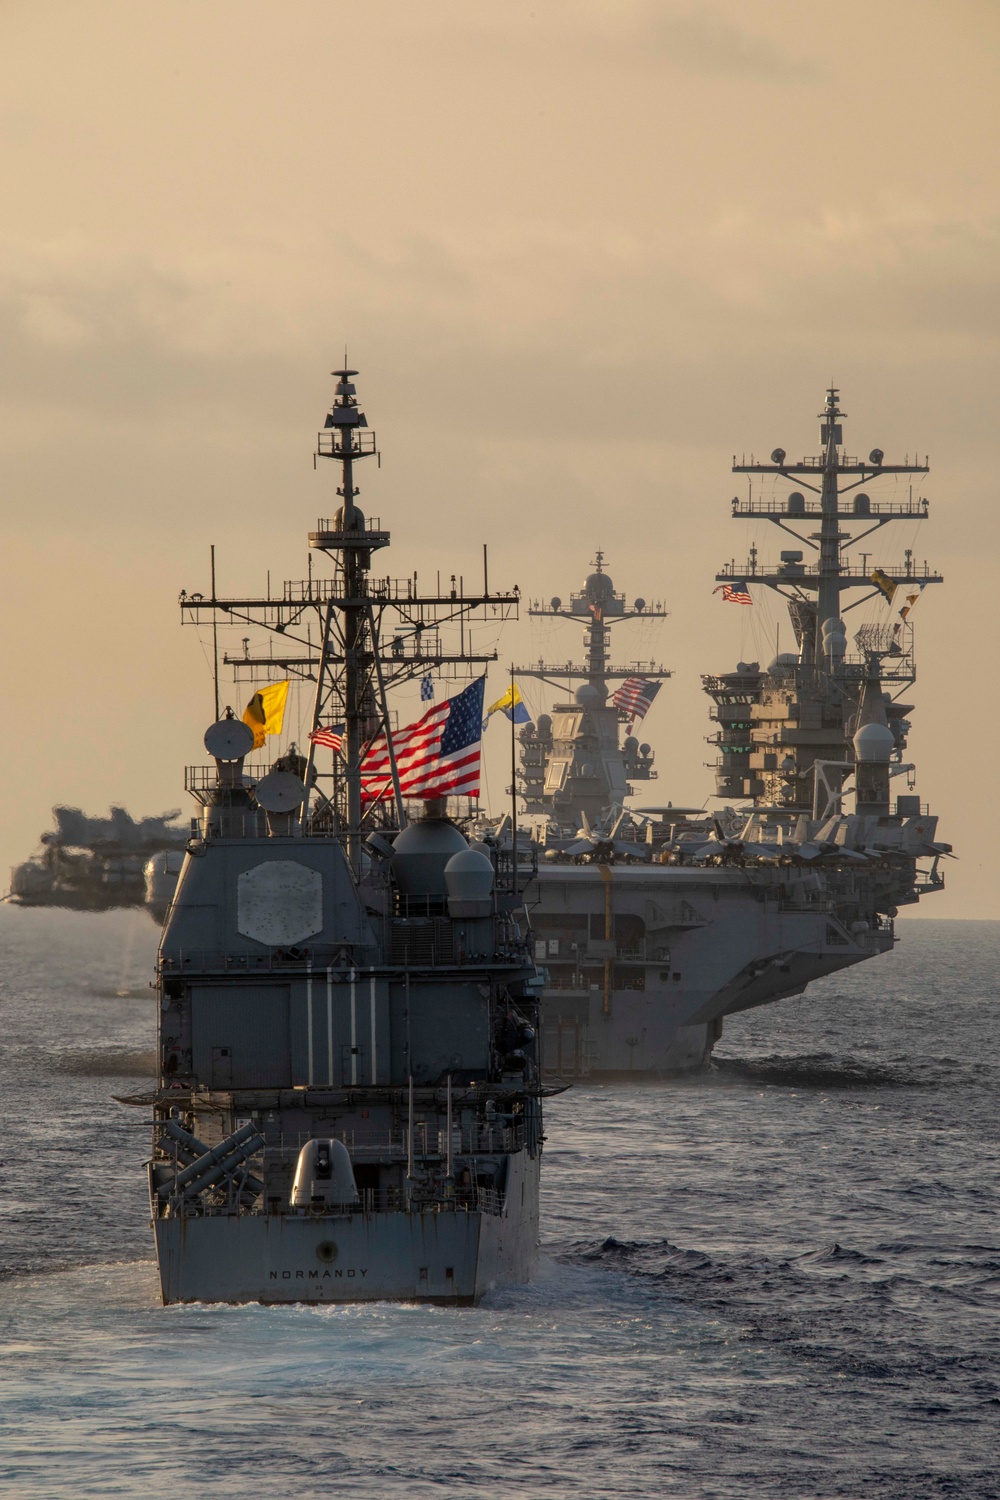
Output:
left=360, top=678, right=485, bottom=801
left=309, top=724, right=344, bottom=753
left=611, top=676, right=662, bottom=721
left=714, top=581, right=753, bottom=605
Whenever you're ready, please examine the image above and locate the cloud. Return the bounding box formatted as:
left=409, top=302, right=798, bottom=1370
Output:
left=639, top=4, right=827, bottom=82
left=0, top=200, right=997, bottom=472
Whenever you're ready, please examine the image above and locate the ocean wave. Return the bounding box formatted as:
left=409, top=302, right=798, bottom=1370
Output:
left=712, top=1053, right=931, bottom=1089
left=50, top=1048, right=156, bottom=1077
left=796, top=1242, right=885, bottom=1266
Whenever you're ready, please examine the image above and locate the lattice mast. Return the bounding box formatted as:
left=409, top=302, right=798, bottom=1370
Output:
left=723, top=388, right=941, bottom=662
left=518, top=552, right=670, bottom=695
left=180, top=368, right=519, bottom=870
left=710, top=388, right=943, bottom=814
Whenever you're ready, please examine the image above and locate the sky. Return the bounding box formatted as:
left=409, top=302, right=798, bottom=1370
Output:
left=2, top=0, right=997, bottom=917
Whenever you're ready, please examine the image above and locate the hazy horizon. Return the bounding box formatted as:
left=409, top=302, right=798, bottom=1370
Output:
left=3, top=0, right=997, bottom=917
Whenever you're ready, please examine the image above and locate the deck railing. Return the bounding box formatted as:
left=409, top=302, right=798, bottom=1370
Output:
left=167, top=1184, right=505, bottom=1219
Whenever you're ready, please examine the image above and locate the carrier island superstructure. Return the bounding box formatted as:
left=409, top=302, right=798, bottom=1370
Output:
left=149, top=370, right=545, bottom=1305
left=506, top=389, right=948, bottom=1077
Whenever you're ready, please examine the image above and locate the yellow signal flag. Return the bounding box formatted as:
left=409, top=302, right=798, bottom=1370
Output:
left=242, top=680, right=290, bottom=750
left=870, top=567, right=897, bottom=605
left=486, top=684, right=519, bottom=716
left=485, top=683, right=532, bottom=725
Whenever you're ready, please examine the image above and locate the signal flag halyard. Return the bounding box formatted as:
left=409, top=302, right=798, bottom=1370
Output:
left=360, top=678, right=486, bottom=801
left=898, top=581, right=926, bottom=621
left=242, top=680, right=290, bottom=749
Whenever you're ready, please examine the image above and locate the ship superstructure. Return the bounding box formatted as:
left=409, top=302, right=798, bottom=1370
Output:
left=515, top=556, right=669, bottom=828
left=708, top=388, right=941, bottom=832
left=149, top=370, right=545, bottom=1305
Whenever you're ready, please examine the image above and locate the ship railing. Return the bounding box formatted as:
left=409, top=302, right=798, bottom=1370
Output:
left=279, top=571, right=519, bottom=609
left=735, top=453, right=927, bottom=471
left=717, top=561, right=938, bottom=582
left=315, top=429, right=379, bottom=462
left=543, top=979, right=593, bottom=996
left=264, top=1123, right=522, bottom=1158
left=184, top=761, right=284, bottom=793
left=731, top=498, right=928, bottom=517
left=177, top=1185, right=505, bottom=1219
left=158, top=942, right=531, bottom=975
left=159, top=943, right=360, bottom=974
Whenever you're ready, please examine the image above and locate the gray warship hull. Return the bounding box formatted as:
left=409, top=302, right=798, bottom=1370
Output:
left=152, top=1151, right=539, bottom=1305
left=529, top=864, right=890, bottom=1078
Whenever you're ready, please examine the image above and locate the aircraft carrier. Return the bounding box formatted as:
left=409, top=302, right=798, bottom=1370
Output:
left=8, top=806, right=186, bottom=914
left=500, top=388, right=948, bottom=1078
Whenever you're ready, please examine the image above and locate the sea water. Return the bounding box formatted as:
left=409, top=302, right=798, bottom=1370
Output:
left=2, top=907, right=998, bottom=1498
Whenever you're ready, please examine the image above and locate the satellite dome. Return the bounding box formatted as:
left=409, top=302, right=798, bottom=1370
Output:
left=444, top=847, right=494, bottom=905
left=333, top=503, right=366, bottom=532
left=639, top=743, right=651, bottom=756
left=623, top=736, right=639, bottom=754
left=517, top=724, right=534, bottom=742
left=585, top=572, right=614, bottom=603
left=575, top=683, right=607, bottom=707
left=390, top=819, right=467, bottom=895
left=550, top=596, right=562, bottom=610
left=536, top=713, right=552, bottom=735
left=821, top=616, right=847, bottom=638
left=853, top=723, right=894, bottom=764
left=633, top=597, right=646, bottom=612
left=767, top=652, right=799, bottom=676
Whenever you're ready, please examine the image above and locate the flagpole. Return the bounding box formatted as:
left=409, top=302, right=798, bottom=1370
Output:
left=510, top=663, right=517, bottom=897
left=210, top=544, right=220, bottom=722
left=367, top=604, right=407, bottom=830
left=301, top=599, right=334, bottom=834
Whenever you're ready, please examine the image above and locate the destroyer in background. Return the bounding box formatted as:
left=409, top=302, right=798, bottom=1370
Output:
left=509, top=389, right=948, bottom=1077
left=8, top=807, right=186, bottom=915
left=149, top=370, right=544, bottom=1305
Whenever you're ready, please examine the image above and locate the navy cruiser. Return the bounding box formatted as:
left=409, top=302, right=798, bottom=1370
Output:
left=149, top=370, right=544, bottom=1305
